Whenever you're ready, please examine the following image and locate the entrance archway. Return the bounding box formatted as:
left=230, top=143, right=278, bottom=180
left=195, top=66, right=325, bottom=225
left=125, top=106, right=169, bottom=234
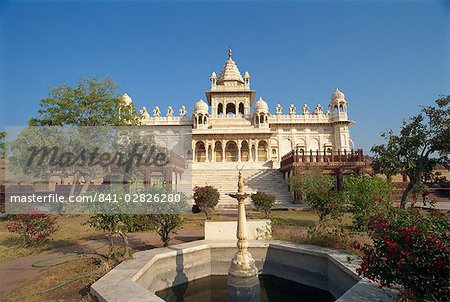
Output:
left=195, top=141, right=206, bottom=162
left=257, top=141, right=268, bottom=161
left=214, top=141, right=223, bottom=162
left=241, top=141, right=250, bottom=161
left=225, top=141, right=238, bottom=162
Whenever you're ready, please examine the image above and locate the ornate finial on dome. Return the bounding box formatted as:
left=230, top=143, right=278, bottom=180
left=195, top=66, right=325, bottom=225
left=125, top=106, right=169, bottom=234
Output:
left=228, top=48, right=232, bottom=59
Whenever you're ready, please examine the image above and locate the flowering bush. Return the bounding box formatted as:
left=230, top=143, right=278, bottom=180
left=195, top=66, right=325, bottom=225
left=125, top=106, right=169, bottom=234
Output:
left=344, top=175, right=394, bottom=230
left=307, top=189, right=343, bottom=221
left=357, top=208, right=449, bottom=301
left=7, top=213, right=58, bottom=246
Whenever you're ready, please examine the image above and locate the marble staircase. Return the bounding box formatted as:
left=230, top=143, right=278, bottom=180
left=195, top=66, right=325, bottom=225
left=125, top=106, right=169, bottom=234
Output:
left=191, top=166, right=293, bottom=208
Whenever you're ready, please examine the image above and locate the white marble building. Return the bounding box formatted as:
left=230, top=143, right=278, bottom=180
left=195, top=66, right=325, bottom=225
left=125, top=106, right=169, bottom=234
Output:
left=128, top=49, right=355, bottom=169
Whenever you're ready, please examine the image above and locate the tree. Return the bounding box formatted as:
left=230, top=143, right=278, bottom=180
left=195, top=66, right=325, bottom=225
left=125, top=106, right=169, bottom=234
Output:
left=289, top=170, right=334, bottom=202
left=0, top=131, right=6, bottom=158
left=84, top=213, right=138, bottom=259
left=371, top=96, right=450, bottom=209
left=251, top=191, right=276, bottom=218
left=29, top=77, right=139, bottom=126
left=193, top=186, right=220, bottom=219
left=147, top=214, right=184, bottom=247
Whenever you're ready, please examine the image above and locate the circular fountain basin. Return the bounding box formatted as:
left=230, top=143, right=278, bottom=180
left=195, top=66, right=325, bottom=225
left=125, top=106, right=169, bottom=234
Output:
left=91, top=240, right=395, bottom=302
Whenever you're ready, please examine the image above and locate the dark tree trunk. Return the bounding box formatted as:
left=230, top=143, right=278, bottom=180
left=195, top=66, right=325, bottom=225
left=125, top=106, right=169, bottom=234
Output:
left=118, top=230, right=130, bottom=258
left=400, top=177, right=415, bottom=209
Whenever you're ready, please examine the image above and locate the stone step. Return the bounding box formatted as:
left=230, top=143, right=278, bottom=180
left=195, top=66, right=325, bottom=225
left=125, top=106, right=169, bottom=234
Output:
left=191, top=168, right=292, bottom=205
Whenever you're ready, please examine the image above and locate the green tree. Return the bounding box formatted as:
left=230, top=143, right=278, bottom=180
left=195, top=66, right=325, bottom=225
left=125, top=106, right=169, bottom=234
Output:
left=193, top=185, right=220, bottom=219
left=29, top=77, right=139, bottom=126
left=371, top=96, right=450, bottom=209
left=289, top=170, right=334, bottom=202
left=251, top=191, right=276, bottom=218
left=147, top=214, right=184, bottom=247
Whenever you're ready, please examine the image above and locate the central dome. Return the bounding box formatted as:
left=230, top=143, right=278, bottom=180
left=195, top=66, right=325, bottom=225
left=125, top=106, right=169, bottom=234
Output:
left=217, top=49, right=244, bottom=83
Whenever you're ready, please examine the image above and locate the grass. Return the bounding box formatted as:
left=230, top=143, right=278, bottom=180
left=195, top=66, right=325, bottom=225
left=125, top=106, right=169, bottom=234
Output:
left=0, top=215, right=103, bottom=263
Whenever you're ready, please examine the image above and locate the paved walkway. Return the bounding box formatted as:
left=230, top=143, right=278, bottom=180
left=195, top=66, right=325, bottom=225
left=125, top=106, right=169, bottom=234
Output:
left=0, top=228, right=204, bottom=300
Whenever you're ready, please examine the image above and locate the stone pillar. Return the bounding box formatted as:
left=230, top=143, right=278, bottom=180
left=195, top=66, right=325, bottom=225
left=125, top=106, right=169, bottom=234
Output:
left=237, top=140, right=241, bottom=162
left=222, top=140, right=226, bottom=162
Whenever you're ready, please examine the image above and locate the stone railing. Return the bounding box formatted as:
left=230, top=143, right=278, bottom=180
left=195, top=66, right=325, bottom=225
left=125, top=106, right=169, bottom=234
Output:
left=280, top=149, right=364, bottom=168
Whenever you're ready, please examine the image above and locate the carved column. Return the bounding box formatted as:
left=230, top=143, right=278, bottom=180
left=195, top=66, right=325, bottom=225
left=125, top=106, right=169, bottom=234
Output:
left=237, top=140, right=241, bottom=162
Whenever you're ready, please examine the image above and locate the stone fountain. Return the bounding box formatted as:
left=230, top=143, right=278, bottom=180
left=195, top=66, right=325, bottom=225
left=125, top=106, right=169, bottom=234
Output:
left=90, top=172, right=390, bottom=302
left=226, top=170, right=260, bottom=302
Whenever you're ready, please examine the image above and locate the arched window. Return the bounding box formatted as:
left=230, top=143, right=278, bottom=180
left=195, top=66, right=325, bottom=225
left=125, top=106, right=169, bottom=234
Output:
left=198, top=114, right=203, bottom=124
left=218, top=103, right=223, bottom=115
left=214, top=141, right=223, bottom=162
left=257, top=141, right=268, bottom=161
left=225, top=141, right=238, bottom=162
left=195, top=141, right=206, bottom=162
left=238, top=102, right=244, bottom=115
left=226, top=103, right=236, bottom=115
left=241, top=141, right=250, bottom=162
left=259, top=114, right=264, bottom=123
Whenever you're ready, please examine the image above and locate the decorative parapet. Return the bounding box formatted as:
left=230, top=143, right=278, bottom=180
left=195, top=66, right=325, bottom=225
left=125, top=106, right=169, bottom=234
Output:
left=268, top=112, right=348, bottom=124
left=210, top=85, right=251, bottom=92
left=140, top=116, right=193, bottom=126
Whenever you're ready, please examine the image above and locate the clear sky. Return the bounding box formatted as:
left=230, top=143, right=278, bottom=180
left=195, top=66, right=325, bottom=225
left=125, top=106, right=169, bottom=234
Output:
left=1, top=0, right=449, bottom=153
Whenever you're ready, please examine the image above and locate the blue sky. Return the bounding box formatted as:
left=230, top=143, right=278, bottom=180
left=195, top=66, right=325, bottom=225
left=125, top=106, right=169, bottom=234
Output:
left=1, top=0, right=449, bottom=153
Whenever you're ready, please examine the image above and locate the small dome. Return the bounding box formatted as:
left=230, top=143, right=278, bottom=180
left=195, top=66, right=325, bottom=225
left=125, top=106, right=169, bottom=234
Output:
left=254, top=97, right=269, bottom=113
left=194, top=99, right=208, bottom=113
left=210, top=72, right=217, bottom=78
left=121, top=93, right=132, bottom=105
left=331, top=88, right=345, bottom=100
left=244, top=71, right=250, bottom=78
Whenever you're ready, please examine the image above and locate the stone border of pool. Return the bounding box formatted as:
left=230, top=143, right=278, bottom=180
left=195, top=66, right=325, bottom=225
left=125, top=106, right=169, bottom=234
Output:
left=90, top=240, right=397, bottom=302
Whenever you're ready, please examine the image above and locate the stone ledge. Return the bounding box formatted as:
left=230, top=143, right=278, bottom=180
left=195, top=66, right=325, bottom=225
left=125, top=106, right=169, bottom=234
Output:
left=205, top=220, right=271, bottom=241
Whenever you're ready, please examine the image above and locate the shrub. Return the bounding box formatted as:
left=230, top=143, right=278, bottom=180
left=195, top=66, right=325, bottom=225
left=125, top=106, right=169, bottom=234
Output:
left=344, top=175, right=394, bottom=230
left=289, top=170, right=334, bottom=202
left=357, top=208, right=450, bottom=301
left=7, top=213, right=58, bottom=246
left=307, top=189, right=344, bottom=221
left=306, top=220, right=350, bottom=250
left=84, top=214, right=136, bottom=258
left=251, top=191, right=276, bottom=218
left=193, top=185, right=220, bottom=219
left=147, top=214, right=184, bottom=247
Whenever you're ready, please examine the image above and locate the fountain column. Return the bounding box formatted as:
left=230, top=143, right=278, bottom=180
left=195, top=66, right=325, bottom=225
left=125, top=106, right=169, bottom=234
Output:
left=227, top=171, right=258, bottom=277
left=227, top=171, right=260, bottom=302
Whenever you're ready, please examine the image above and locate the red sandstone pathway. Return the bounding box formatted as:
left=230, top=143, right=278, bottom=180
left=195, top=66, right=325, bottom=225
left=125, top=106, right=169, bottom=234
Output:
left=0, top=228, right=204, bottom=300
